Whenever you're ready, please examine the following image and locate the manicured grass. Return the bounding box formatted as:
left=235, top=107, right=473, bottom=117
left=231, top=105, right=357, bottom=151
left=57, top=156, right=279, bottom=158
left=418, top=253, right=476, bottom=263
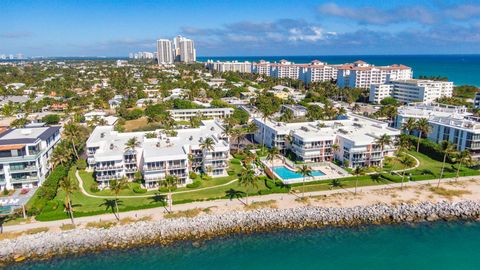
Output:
left=30, top=150, right=480, bottom=222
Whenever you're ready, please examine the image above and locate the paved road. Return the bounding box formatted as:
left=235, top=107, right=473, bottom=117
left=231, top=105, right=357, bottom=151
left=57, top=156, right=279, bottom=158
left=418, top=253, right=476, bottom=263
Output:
left=2, top=174, right=477, bottom=233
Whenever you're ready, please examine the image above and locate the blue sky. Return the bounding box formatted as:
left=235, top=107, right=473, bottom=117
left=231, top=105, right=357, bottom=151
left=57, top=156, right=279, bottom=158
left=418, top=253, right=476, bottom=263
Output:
left=1, top=0, right=480, bottom=57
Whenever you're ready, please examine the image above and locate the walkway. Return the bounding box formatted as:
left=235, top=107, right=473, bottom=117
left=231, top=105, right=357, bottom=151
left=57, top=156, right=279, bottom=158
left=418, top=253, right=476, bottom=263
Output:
left=3, top=174, right=478, bottom=233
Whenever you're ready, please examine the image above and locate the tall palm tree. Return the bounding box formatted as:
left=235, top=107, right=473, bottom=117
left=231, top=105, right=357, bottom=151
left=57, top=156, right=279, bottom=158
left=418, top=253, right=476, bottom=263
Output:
left=124, top=136, right=141, bottom=152
left=266, top=147, right=280, bottom=171
left=331, top=144, right=339, bottom=163
left=49, top=141, right=74, bottom=168
left=329, top=179, right=343, bottom=190
left=109, top=177, right=128, bottom=220
left=59, top=176, right=78, bottom=225
left=452, top=150, right=472, bottom=182
left=399, top=155, right=416, bottom=190
left=297, top=165, right=312, bottom=198
left=225, top=188, right=246, bottom=205
left=375, top=134, right=392, bottom=166
left=238, top=168, right=258, bottom=205
left=160, top=175, right=178, bottom=212
left=352, top=166, right=365, bottom=195
left=415, top=119, right=431, bottom=152
left=63, top=122, right=82, bottom=159
left=200, top=137, right=215, bottom=153
left=402, top=118, right=417, bottom=135
left=437, top=140, right=456, bottom=188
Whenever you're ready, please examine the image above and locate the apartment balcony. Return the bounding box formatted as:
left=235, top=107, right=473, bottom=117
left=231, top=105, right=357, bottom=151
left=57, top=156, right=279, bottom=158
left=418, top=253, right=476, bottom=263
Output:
left=168, top=164, right=187, bottom=169
left=10, top=165, right=37, bottom=173
left=95, top=175, right=120, bottom=181
left=11, top=176, right=38, bottom=183
left=95, top=165, right=124, bottom=171
left=143, top=166, right=166, bottom=172
left=210, top=163, right=228, bottom=168
left=206, top=155, right=228, bottom=161
left=125, top=167, right=138, bottom=173
left=124, top=159, right=136, bottom=164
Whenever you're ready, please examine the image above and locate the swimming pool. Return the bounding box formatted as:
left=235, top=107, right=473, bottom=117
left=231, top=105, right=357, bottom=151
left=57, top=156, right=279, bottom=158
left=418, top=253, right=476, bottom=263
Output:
left=273, top=166, right=325, bottom=180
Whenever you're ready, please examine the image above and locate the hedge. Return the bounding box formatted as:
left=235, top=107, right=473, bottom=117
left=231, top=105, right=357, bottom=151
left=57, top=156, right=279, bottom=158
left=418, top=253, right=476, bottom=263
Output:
left=133, top=186, right=147, bottom=193
left=405, top=135, right=453, bottom=163
left=380, top=173, right=403, bottom=183
left=27, top=165, right=69, bottom=215
left=186, top=180, right=202, bottom=189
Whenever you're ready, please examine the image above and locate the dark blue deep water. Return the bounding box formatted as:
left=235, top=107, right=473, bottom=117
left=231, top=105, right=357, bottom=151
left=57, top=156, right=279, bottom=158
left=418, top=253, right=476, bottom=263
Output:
left=199, top=54, right=480, bottom=86
left=8, top=221, right=480, bottom=270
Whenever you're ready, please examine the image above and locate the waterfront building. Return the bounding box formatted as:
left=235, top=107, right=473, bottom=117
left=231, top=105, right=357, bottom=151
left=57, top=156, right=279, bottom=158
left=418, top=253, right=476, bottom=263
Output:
left=0, top=126, right=61, bottom=190
left=394, top=103, right=480, bottom=159
left=302, top=60, right=339, bottom=83
left=206, top=60, right=252, bottom=73
left=337, top=61, right=412, bottom=88
left=156, top=39, right=174, bottom=65
left=474, top=92, right=480, bottom=109
left=271, top=60, right=300, bottom=79
left=252, top=60, right=272, bottom=76
left=253, top=114, right=400, bottom=167
left=168, top=108, right=233, bottom=121
left=369, top=79, right=453, bottom=104
left=86, top=120, right=230, bottom=188
left=173, top=35, right=196, bottom=63
left=281, top=104, right=308, bottom=118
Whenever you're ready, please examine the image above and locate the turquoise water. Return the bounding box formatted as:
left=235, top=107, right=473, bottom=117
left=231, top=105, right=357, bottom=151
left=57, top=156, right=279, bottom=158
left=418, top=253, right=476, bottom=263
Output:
left=198, top=54, right=480, bottom=86
left=273, top=166, right=325, bottom=180
left=8, top=221, right=480, bottom=270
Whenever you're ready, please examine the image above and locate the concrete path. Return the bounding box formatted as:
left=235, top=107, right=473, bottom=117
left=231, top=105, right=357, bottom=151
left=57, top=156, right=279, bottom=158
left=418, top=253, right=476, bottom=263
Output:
left=2, top=174, right=477, bottom=233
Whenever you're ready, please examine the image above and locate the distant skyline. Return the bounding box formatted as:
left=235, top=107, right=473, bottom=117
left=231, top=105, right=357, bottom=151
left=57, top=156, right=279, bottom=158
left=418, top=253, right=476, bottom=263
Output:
left=2, top=0, right=480, bottom=57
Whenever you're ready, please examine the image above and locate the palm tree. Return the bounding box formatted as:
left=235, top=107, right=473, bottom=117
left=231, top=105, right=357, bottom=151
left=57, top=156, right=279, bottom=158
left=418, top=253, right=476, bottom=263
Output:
left=452, top=150, right=472, bottom=182
left=63, top=122, right=82, bottom=159
left=160, top=175, right=178, bottom=212
left=49, top=141, right=74, bottom=168
left=352, top=166, right=365, bottom=195
left=331, top=144, right=339, bottom=163
left=59, top=176, right=78, bottom=225
left=266, top=147, right=280, bottom=171
left=375, top=134, right=392, bottom=166
left=402, top=118, right=417, bottom=135
left=124, top=136, right=141, bottom=152
left=225, top=188, right=246, bottom=205
left=437, top=140, right=456, bottom=188
left=399, top=155, right=416, bottom=190
left=238, top=168, right=258, bottom=205
left=200, top=137, right=215, bottom=153
left=109, top=177, right=129, bottom=220
left=297, top=165, right=312, bottom=198
left=259, top=110, right=275, bottom=147
left=329, top=179, right=343, bottom=190
left=415, top=119, right=431, bottom=152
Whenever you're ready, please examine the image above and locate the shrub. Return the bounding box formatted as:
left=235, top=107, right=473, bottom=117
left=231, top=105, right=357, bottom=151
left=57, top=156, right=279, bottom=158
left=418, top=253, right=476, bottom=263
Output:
left=233, top=153, right=245, bottom=160
left=133, top=186, right=147, bottom=193
left=230, top=158, right=241, bottom=164
left=27, top=165, right=69, bottom=215
left=42, top=114, right=61, bottom=125
left=186, top=180, right=201, bottom=188
left=159, top=187, right=177, bottom=193
left=380, top=173, right=403, bottom=183
left=227, top=170, right=235, bottom=176
left=76, top=159, right=87, bottom=170
left=189, top=172, right=198, bottom=179
left=3, top=188, right=8, bottom=196
left=90, top=183, right=100, bottom=193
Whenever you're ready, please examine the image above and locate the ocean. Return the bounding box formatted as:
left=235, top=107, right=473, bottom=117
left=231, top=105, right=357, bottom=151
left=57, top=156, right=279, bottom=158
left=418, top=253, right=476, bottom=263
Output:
left=8, top=221, right=480, bottom=270
left=198, top=54, right=480, bottom=87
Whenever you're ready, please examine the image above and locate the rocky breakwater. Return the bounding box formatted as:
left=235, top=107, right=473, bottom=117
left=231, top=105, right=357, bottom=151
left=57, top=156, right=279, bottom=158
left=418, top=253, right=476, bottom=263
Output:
left=2, top=200, right=480, bottom=264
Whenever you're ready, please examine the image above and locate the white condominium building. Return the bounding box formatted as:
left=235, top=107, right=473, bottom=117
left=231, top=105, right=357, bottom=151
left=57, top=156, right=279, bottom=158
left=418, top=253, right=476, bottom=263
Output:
left=369, top=79, right=453, bottom=104
left=0, top=126, right=61, bottom=190
left=394, top=103, right=480, bottom=159
left=253, top=114, right=400, bottom=167
left=271, top=60, right=300, bottom=79
left=174, top=35, right=196, bottom=63
left=252, top=60, right=272, bottom=76
left=156, top=39, right=174, bottom=65
left=474, top=92, right=480, bottom=109
left=168, top=108, right=234, bottom=121
left=337, top=60, right=412, bottom=88
left=302, top=60, right=339, bottom=83
left=205, top=60, right=252, bottom=73
left=86, top=120, right=230, bottom=188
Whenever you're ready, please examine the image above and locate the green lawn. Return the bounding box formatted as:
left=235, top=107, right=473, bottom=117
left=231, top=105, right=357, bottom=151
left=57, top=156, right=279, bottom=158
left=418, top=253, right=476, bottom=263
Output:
left=30, top=150, right=480, bottom=222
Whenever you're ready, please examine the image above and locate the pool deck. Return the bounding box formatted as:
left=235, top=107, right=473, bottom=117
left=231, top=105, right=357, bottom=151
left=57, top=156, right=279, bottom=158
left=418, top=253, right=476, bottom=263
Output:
left=261, top=158, right=350, bottom=184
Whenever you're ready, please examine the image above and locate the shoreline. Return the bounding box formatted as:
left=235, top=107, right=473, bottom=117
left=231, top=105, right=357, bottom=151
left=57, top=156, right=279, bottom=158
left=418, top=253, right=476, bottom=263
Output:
left=2, top=200, right=480, bottom=266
